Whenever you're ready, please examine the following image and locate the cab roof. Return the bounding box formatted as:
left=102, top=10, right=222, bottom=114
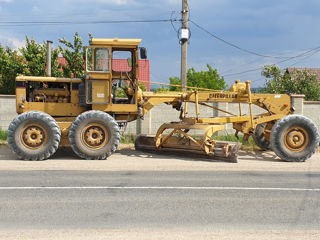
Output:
left=90, top=38, right=142, bottom=47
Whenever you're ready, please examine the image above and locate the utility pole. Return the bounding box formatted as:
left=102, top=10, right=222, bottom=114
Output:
left=180, top=0, right=189, bottom=91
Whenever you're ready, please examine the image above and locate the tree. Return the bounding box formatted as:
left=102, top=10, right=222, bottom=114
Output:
left=260, top=65, right=320, bottom=101
left=20, top=36, right=63, bottom=77
left=0, top=45, right=26, bottom=94
left=59, top=32, right=92, bottom=78
left=168, top=64, right=227, bottom=91
left=0, top=33, right=92, bottom=94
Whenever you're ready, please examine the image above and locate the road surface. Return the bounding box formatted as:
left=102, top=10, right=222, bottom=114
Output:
left=0, top=170, right=320, bottom=239
left=0, top=145, right=320, bottom=239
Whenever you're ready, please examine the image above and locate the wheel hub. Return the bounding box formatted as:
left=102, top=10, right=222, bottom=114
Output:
left=82, top=124, right=108, bottom=149
left=21, top=125, right=46, bottom=149
left=284, top=127, right=308, bottom=151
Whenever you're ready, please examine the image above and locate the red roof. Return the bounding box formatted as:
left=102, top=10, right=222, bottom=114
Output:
left=58, top=57, right=150, bottom=90
left=58, top=57, right=68, bottom=66
left=286, top=68, right=320, bottom=83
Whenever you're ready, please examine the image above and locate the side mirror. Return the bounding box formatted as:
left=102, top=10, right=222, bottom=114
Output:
left=140, top=47, right=147, bottom=59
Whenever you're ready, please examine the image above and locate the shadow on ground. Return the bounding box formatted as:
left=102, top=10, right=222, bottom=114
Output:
left=0, top=144, right=282, bottom=163
left=119, top=146, right=282, bottom=163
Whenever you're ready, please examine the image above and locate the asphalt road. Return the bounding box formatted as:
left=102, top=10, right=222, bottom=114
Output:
left=0, top=170, right=319, bottom=231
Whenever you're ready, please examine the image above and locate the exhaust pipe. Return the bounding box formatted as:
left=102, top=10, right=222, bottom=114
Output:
left=46, top=40, right=53, bottom=77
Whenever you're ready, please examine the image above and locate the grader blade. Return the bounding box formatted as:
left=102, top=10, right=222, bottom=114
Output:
left=135, top=134, right=157, bottom=151
left=135, top=134, right=242, bottom=163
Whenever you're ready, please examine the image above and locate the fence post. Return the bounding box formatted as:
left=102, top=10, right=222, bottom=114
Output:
left=291, top=94, right=305, bottom=115
left=136, top=111, right=152, bottom=135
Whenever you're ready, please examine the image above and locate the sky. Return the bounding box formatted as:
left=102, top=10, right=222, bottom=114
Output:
left=1, top=0, right=320, bottom=88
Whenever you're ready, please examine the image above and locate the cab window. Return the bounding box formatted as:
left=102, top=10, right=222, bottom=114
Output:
left=86, top=47, right=110, bottom=72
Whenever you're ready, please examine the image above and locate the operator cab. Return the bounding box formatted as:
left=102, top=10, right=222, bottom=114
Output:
left=84, top=38, right=145, bottom=106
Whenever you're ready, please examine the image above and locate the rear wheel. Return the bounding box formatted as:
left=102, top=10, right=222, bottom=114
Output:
left=270, top=115, right=319, bottom=162
left=69, top=110, right=120, bottom=160
left=7, top=111, right=61, bottom=160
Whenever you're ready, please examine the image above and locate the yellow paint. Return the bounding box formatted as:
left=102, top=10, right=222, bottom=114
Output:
left=23, top=102, right=86, bottom=116
left=57, top=122, right=72, bottom=146
left=93, top=104, right=138, bottom=113
left=90, top=80, right=110, bottom=104
left=91, top=38, right=141, bottom=46
left=16, top=76, right=82, bottom=83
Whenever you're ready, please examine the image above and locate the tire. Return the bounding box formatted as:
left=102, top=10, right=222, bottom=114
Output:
left=7, top=111, right=61, bottom=161
left=253, top=123, right=271, bottom=150
left=270, top=114, right=320, bottom=162
left=69, top=110, right=120, bottom=160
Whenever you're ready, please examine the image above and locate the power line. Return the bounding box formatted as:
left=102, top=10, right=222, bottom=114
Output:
left=0, top=19, right=178, bottom=26
left=250, top=49, right=320, bottom=85
left=189, top=19, right=320, bottom=78
left=219, top=57, right=262, bottom=75
left=288, top=49, right=320, bottom=67
left=189, top=19, right=289, bottom=59
left=222, top=46, right=320, bottom=78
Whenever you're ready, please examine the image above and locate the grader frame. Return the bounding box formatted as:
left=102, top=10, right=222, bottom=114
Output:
left=135, top=79, right=293, bottom=162
left=8, top=38, right=320, bottom=162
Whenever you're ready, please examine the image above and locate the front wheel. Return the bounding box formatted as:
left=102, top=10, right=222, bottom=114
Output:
left=253, top=123, right=271, bottom=151
left=69, top=110, right=120, bottom=160
left=270, top=115, right=319, bottom=162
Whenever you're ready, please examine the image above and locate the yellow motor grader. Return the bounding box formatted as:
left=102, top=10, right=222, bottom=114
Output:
left=8, top=38, right=320, bottom=162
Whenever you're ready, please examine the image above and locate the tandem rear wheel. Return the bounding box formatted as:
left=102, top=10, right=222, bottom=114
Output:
left=69, top=110, right=121, bottom=160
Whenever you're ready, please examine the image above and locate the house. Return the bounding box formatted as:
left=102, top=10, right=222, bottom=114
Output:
left=58, top=57, right=150, bottom=90
left=286, top=68, right=320, bottom=83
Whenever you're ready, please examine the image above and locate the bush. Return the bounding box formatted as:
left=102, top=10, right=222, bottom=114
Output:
left=0, top=128, right=8, bottom=141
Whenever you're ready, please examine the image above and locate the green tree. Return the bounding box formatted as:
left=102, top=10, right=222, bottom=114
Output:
left=59, top=32, right=92, bottom=78
left=260, top=65, right=320, bottom=101
left=168, top=64, right=227, bottom=91
left=20, top=36, right=62, bottom=77
left=0, top=45, right=26, bottom=94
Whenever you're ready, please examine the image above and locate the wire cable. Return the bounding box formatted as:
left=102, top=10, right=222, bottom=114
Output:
left=0, top=19, right=179, bottom=26
left=189, top=19, right=290, bottom=59
left=222, top=46, right=320, bottom=78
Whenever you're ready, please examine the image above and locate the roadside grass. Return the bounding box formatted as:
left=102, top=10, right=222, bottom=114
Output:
left=212, top=134, right=259, bottom=151
left=120, top=134, right=135, bottom=144
left=0, top=128, right=8, bottom=144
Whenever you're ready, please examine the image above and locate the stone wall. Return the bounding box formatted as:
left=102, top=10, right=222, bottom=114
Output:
left=0, top=95, right=17, bottom=130
left=303, top=101, right=320, bottom=130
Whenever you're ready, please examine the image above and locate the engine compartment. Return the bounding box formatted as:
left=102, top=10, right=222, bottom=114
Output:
left=27, top=82, right=71, bottom=103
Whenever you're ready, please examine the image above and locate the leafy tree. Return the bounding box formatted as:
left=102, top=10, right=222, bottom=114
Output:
left=169, top=64, right=227, bottom=91
left=20, top=36, right=62, bottom=77
left=260, top=65, right=320, bottom=101
left=0, top=45, right=26, bottom=94
left=59, top=32, right=92, bottom=78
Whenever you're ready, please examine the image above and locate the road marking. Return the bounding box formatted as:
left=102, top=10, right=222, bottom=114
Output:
left=0, top=186, right=320, bottom=191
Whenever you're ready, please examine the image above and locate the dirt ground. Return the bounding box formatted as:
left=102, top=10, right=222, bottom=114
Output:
left=0, top=144, right=319, bottom=172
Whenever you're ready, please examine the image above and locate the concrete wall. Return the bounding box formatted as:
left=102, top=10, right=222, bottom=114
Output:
left=303, top=101, right=320, bottom=130
left=1, top=94, right=319, bottom=135
left=0, top=95, right=17, bottom=130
